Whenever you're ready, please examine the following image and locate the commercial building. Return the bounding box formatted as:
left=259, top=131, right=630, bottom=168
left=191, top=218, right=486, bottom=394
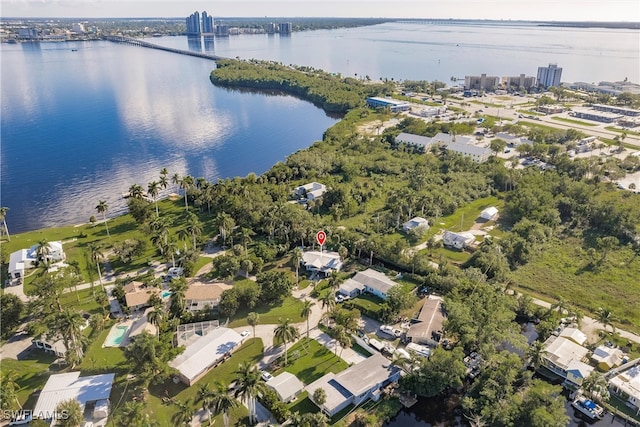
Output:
left=464, top=74, right=500, bottom=91
left=445, top=141, right=492, bottom=163
left=568, top=81, right=640, bottom=96
left=537, top=105, right=565, bottom=114
left=201, top=11, right=214, bottom=34
left=592, top=104, right=640, bottom=117
left=503, top=74, right=537, bottom=90
left=571, top=108, right=622, bottom=123
left=366, top=97, right=411, bottom=112
left=395, top=132, right=435, bottom=151
left=537, top=63, right=563, bottom=88
left=186, top=11, right=201, bottom=35
left=279, top=22, right=293, bottom=33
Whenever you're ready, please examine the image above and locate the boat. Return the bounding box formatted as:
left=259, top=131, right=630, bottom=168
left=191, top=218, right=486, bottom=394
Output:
left=71, top=49, right=77, bottom=51
left=571, top=395, right=605, bottom=420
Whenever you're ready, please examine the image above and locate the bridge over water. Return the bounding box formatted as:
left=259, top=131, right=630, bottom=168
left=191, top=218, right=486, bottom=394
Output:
left=105, top=36, right=227, bottom=61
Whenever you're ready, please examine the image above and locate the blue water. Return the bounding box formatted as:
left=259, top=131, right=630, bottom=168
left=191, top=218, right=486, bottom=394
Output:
left=2, top=22, right=639, bottom=233
left=0, top=40, right=337, bottom=233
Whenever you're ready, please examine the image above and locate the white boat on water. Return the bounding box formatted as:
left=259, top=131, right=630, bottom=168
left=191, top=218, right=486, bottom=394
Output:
left=571, top=395, right=604, bottom=420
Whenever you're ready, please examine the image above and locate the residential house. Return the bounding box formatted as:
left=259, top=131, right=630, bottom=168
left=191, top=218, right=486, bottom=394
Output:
left=402, top=217, right=429, bottom=233
left=406, top=295, right=446, bottom=346
left=608, top=359, right=640, bottom=414
left=32, top=337, right=67, bottom=358
left=185, top=284, right=224, bottom=312
left=124, top=281, right=162, bottom=311
left=300, top=251, right=343, bottom=277
left=479, top=207, right=498, bottom=221
left=350, top=268, right=398, bottom=300
left=33, top=372, right=115, bottom=422
left=9, top=241, right=65, bottom=279
left=169, top=327, right=243, bottom=386
left=338, top=279, right=365, bottom=299
left=442, top=231, right=475, bottom=250
left=559, top=327, right=588, bottom=346
left=591, top=346, right=624, bottom=371
left=541, top=335, right=593, bottom=388
left=306, top=353, right=402, bottom=416
left=266, top=372, right=305, bottom=403
left=295, top=182, right=327, bottom=201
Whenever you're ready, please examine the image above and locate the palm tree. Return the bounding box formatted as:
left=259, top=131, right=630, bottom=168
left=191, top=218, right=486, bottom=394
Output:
left=35, top=239, right=50, bottom=267
left=320, top=292, right=336, bottom=316
left=240, top=227, right=255, bottom=257
left=169, top=278, right=188, bottom=319
left=247, top=312, right=259, bottom=339
left=0, top=370, right=22, bottom=410
left=293, top=247, right=303, bottom=286
left=596, top=307, right=616, bottom=334
left=55, top=308, right=86, bottom=368
left=128, top=183, right=145, bottom=199
left=304, top=411, right=329, bottom=427
left=180, top=175, right=195, bottom=210
left=95, top=200, right=110, bottom=237
left=233, top=362, right=265, bottom=425
left=55, top=399, right=84, bottom=427
left=301, top=299, right=315, bottom=339
left=147, top=181, right=161, bottom=217
left=185, top=211, right=203, bottom=249
left=119, top=401, right=146, bottom=426
left=338, top=327, right=352, bottom=358
left=146, top=309, right=164, bottom=337
left=274, top=318, right=300, bottom=367
left=149, top=216, right=171, bottom=249
left=0, top=207, right=10, bottom=241
left=171, top=172, right=181, bottom=194
left=212, top=381, right=239, bottom=427
left=88, top=243, right=105, bottom=290
left=172, top=399, right=194, bottom=427
left=217, top=212, right=236, bottom=247
left=196, top=383, right=215, bottom=426
left=327, top=271, right=341, bottom=292
left=581, top=371, right=610, bottom=402
left=160, top=167, right=169, bottom=182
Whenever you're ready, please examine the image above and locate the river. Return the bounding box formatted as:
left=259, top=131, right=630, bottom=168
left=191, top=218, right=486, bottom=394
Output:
left=1, top=22, right=638, bottom=233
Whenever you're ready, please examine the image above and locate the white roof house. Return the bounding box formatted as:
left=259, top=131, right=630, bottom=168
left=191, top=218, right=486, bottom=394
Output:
left=33, top=372, right=114, bottom=421
left=429, top=132, right=473, bottom=146
left=8, top=241, right=65, bottom=279
left=479, top=207, right=498, bottom=221
left=350, top=269, right=398, bottom=300
left=402, top=217, right=430, bottom=233
left=301, top=251, right=343, bottom=277
left=295, top=182, right=327, bottom=201
left=609, top=360, right=640, bottom=413
left=442, top=231, right=475, bottom=250
left=266, top=372, right=305, bottom=403
left=541, top=335, right=591, bottom=387
left=306, top=353, right=401, bottom=416
left=559, top=327, right=588, bottom=346
left=169, top=327, right=243, bottom=386
left=591, top=345, right=624, bottom=371
left=338, top=279, right=365, bottom=298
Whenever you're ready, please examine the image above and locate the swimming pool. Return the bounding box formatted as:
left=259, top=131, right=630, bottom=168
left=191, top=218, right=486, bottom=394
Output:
left=161, top=290, right=172, bottom=299
left=104, top=325, right=129, bottom=347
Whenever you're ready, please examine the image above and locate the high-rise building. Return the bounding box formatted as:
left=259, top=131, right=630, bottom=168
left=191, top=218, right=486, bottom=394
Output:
left=537, top=63, right=563, bottom=88
left=279, top=22, right=292, bottom=34
left=186, top=11, right=201, bottom=35
left=503, top=74, right=537, bottom=90
left=215, top=24, right=229, bottom=37
left=202, top=11, right=214, bottom=34
left=464, top=74, right=499, bottom=91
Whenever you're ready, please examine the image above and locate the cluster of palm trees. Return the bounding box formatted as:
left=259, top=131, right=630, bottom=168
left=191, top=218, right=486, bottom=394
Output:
left=0, top=206, right=10, bottom=241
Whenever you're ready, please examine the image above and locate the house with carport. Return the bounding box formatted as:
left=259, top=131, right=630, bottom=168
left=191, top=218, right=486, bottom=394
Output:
left=266, top=372, right=305, bottom=403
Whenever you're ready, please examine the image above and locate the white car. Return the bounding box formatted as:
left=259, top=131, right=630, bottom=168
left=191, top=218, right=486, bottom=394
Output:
left=9, top=411, right=32, bottom=426
left=240, top=330, right=250, bottom=338
left=261, top=371, right=273, bottom=382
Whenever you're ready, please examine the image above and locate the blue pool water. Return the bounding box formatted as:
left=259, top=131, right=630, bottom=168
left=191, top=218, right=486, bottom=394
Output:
left=161, top=290, right=172, bottom=299
left=104, top=325, right=129, bottom=347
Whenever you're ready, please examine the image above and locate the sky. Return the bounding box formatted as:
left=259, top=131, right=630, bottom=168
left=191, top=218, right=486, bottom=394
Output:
left=2, top=0, right=640, bottom=21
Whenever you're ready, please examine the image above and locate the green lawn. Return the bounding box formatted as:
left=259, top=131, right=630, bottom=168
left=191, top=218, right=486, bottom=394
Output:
left=0, top=352, right=59, bottom=408
left=511, top=236, right=640, bottom=334
left=516, top=109, right=545, bottom=116
left=605, top=126, right=640, bottom=137
left=434, top=195, right=504, bottom=233
left=192, top=256, right=212, bottom=276
left=551, top=116, right=598, bottom=127
left=348, top=293, right=384, bottom=318
left=273, top=337, right=349, bottom=384
left=228, top=295, right=305, bottom=327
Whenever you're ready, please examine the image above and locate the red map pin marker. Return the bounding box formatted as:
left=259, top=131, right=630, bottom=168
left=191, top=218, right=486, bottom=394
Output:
left=316, top=230, right=326, bottom=246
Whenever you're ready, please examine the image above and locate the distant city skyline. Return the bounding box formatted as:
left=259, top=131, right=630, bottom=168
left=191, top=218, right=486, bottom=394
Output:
left=3, top=0, right=639, bottom=22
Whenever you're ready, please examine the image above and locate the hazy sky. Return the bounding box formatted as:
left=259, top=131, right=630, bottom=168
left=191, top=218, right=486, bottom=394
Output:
left=2, top=0, right=639, bottom=21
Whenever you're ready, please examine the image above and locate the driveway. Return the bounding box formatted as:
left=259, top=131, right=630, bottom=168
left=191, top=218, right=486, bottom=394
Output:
left=0, top=331, right=35, bottom=360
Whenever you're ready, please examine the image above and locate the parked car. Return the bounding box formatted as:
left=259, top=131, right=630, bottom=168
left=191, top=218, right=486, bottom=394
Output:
left=9, top=411, right=32, bottom=426
left=261, top=371, right=273, bottom=382
left=241, top=330, right=250, bottom=338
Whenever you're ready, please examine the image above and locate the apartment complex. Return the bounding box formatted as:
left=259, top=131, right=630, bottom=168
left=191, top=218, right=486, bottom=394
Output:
left=537, top=63, right=563, bottom=88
